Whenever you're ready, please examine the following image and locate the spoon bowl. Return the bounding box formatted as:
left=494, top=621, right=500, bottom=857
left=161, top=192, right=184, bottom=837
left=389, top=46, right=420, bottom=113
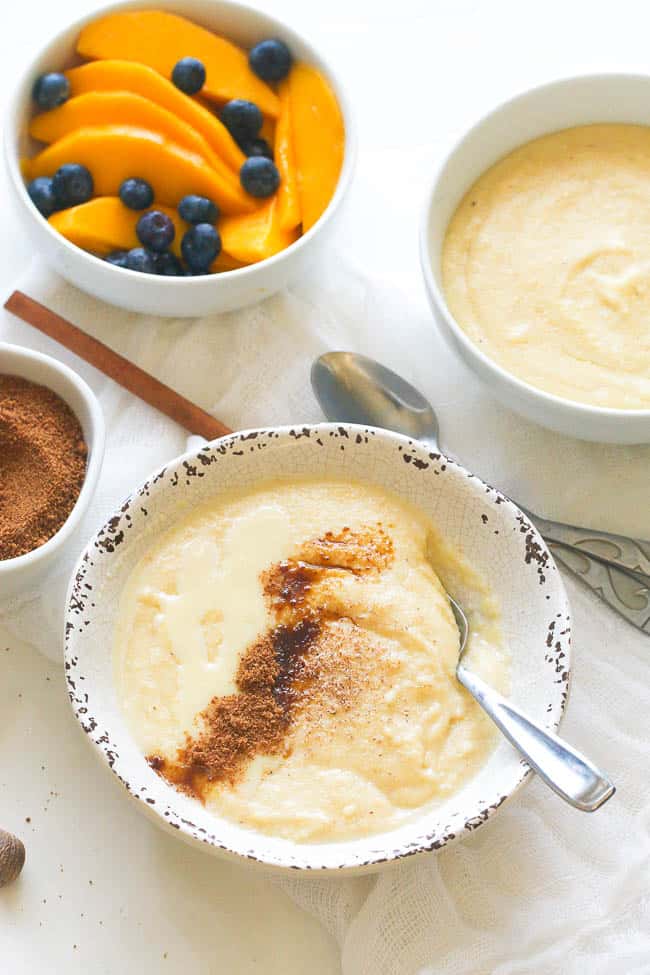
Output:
left=311, top=352, right=440, bottom=450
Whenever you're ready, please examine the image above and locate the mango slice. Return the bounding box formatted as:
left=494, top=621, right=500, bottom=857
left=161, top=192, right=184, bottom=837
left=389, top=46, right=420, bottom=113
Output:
left=29, top=92, right=240, bottom=188
left=220, top=199, right=299, bottom=264
left=76, top=10, right=279, bottom=118
left=65, top=60, right=245, bottom=172
left=49, top=197, right=189, bottom=257
left=288, top=64, right=344, bottom=231
left=50, top=196, right=243, bottom=273
left=25, top=126, right=256, bottom=214
left=259, top=114, right=276, bottom=148
left=275, top=80, right=301, bottom=231
left=211, top=251, right=245, bottom=273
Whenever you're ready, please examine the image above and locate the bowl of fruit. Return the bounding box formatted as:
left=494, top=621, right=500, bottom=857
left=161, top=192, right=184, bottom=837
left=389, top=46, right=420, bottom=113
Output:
left=5, top=0, right=354, bottom=316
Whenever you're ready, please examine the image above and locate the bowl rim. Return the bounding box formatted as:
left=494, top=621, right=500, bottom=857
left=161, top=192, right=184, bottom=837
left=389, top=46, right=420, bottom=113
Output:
left=4, top=0, right=356, bottom=287
left=419, top=70, right=650, bottom=422
left=63, top=422, right=571, bottom=873
left=0, top=341, right=105, bottom=575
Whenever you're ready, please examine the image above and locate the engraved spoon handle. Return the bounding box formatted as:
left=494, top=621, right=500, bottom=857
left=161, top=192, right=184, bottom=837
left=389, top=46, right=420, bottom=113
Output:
left=549, top=542, right=650, bottom=635
left=519, top=508, right=650, bottom=580
left=456, top=664, right=615, bottom=811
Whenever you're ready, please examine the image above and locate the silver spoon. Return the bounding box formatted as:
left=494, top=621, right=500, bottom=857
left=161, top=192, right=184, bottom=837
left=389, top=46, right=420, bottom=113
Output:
left=450, top=597, right=614, bottom=811
left=311, top=352, right=650, bottom=633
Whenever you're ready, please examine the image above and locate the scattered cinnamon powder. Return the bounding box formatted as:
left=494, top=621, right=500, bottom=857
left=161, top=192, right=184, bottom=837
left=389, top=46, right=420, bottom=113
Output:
left=300, top=524, right=394, bottom=574
left=0, top=374, right=87, bottom=560
left=148, top=524, right=394, bottom=799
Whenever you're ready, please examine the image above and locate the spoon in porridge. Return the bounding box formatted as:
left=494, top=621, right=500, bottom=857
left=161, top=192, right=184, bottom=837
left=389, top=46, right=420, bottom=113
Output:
left=450, top=596, right=614, bottom=811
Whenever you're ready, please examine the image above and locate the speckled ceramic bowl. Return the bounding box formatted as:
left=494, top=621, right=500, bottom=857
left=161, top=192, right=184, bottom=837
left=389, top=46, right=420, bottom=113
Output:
left=64, top=424, right=570, bottom=874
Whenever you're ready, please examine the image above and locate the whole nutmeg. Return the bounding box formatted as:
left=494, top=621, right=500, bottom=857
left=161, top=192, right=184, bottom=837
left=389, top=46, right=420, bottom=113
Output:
left=0, top=829, right=25, bottom=887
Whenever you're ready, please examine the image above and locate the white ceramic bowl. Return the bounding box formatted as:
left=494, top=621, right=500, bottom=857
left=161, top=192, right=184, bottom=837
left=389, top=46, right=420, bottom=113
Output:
left=420, top=73, right=650, bottom=444
left=4, top=0, right=355, bottom=318
left=0, top=342, right=105, bottom=597
left=64, top=424, right=570, bottom=874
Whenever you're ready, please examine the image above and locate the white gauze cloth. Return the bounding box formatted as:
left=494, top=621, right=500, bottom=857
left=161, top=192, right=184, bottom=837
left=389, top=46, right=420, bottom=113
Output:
left=1, top=260, right=649, bottom=975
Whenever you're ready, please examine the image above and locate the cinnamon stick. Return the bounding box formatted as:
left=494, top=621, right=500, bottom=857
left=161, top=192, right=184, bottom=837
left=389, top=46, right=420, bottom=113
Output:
left=4, top=290, right=233, bottom=441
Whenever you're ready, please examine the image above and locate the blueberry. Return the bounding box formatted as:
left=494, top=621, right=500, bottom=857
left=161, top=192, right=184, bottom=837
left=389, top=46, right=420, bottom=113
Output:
left=219, top=99, right=262, bottom=144
left=171, top=57, right=206, bottom=94
left=152, top=251, right=183, bottom=276
left=125, top=247, right=156, bottom=274
left=32, top=72, right=70, bottom=109
left=240, top=156, right=280, bottom=198
left=105, top=250, right=130, bottom=269
left=241, top=137, right=273, bottom=159
left=27, top=176, right=58, bottom=217
left=136, top=210, right=175, bottom=252
left=52, top=163, right=93, bottom=207
left=249, top=39, right=292, bottom=82
left=178, top=194, right=219, bottom=225
left=119, top=178, right=154, bottom=210
left=181, top=223, right=221, bottom=271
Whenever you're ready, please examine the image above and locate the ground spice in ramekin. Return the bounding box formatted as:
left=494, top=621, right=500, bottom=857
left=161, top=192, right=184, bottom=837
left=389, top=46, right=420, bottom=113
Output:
left=0, top=374, right=87, bottom=561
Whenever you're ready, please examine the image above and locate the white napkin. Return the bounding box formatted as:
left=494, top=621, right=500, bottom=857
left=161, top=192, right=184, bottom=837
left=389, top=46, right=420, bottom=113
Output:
left=1, top=259, right=649, bottom=974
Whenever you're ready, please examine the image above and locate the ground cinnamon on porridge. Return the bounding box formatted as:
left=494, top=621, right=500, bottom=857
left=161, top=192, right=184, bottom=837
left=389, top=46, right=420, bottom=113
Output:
left=117, top=478, right=508, bottom=842
left=147, top=525, right=394, bottom=797
left=0, top=374, right=87, bottom=560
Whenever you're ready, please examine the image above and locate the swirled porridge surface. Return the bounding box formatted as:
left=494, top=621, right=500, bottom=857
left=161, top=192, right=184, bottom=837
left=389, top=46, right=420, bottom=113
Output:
left=443, top=124, right=650, bottom=408
left=115, top=478, right=508, bottom=841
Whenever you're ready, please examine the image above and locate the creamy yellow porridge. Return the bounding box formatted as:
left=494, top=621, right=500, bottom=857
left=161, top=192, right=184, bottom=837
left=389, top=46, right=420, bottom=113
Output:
left=442, top=124, right=650, bottom=408
left=114, top=478, right=508, bottom=842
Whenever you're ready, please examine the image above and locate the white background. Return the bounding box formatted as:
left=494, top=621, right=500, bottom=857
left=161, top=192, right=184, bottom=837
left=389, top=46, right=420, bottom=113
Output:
left=2, top=1, right=650, bottom=972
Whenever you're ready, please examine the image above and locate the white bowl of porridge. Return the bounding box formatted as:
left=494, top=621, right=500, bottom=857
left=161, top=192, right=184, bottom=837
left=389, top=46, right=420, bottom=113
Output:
left=64, top=424, right=570, bottom=873
left=421, top=73, right=650, bottom=443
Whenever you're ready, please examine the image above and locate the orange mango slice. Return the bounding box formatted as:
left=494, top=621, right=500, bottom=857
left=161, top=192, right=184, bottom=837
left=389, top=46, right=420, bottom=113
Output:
left=76, top=10, right=279, bottom=118
left=50, top=196, right=243, bottom=272
left=65, top=60, right=245, bottom=172
left=259, top=114, right=275, bottom=148
left=29, top=91, right=241, bottom=188
left=211, top=251, right=245, bottom=273
left=24, top=126, right=256, bottom=214
left=288, top=64, right=344, bottom=231
left=275, top=80, right=301, bottom=231
left=49, top=197, right=189, bottom=257
left=220, top=199, right=299, bottom=264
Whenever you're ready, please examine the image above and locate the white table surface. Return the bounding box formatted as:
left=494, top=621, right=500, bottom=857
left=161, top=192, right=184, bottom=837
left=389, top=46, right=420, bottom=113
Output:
left=2, top=0, right=650, bottom=971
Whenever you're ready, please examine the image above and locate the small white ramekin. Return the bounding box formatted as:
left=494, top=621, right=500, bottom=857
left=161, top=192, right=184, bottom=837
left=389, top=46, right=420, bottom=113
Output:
left=420, top=73, right=650, bottom=444
left=4, top=0, right=356, bottom=318
left=0, top=342, right=105, bottom=597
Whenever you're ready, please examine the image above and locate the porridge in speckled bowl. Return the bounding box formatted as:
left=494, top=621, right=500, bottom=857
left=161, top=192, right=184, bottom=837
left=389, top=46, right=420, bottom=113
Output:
left=114, top=477, right=509, bottom=843
left=65, top=425, right=570, bottom=873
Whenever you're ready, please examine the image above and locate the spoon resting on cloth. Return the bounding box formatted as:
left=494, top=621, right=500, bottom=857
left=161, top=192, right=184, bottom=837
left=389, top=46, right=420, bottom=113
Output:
left=311, top=352, right=650, bottom=634
left=449, top=597, right=614, bottom=811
